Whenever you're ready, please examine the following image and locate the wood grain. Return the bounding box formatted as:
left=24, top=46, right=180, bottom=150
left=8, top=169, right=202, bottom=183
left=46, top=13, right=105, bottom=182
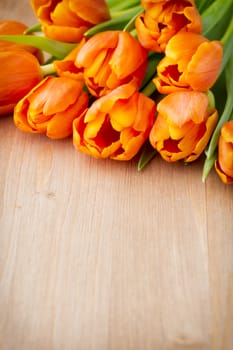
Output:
left=0, top=2, right=233, bottom=349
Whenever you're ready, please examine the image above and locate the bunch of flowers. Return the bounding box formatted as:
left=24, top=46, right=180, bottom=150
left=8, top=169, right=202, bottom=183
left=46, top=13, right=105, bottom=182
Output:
left=0, top=0, right=233, bottom=183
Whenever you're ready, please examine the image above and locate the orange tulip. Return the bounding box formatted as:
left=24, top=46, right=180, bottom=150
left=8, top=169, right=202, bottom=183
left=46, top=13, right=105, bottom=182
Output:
left=75, top=30, right=148, bottom=97
left=154, top=32, right=223, bottom=94
left=135, top=0, right=202, bottom=52
left=14, top=76, right=89, bottom=139
left=73, top=83, right=156, bottom=160
left=0, top=50, right=42, bottom=116
left=149, top=91, right=218, bottom=162
left=53, top=38, right=86, bottom=81
left=215, top=121, right=233, bottom=184
left=0, top=20, right=43, bottom=63
left=30, top=0, right=110, bottom=43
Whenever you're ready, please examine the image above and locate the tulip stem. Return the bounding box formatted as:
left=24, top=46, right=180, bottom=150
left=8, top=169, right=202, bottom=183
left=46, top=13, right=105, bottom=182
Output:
left=40, top=63, right=56, bottom=77
left=141, top=80, right=156, bottom=97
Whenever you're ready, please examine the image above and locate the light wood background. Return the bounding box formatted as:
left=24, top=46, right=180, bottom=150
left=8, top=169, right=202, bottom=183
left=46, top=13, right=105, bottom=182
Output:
left=1, top=1, right=233, bottom=349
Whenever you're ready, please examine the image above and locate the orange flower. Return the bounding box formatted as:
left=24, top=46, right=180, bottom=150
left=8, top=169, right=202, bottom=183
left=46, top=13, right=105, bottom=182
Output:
left=0, top=50, right=42, bottom=116
left=149, top=91, right=218, bottom=162
left=14, top=76, right=89, bottom=139
left=30, top=0, right=110, bottom=42
left=135, top=0, right=202, bottom=52
left=215, top=121, right=233, bottom=184
left=75, top=30, right=148, bottom=97
left=154, top=32, right=223, bottom=94
left=73, top=83, right=156, bottom=160
left=0, top=20, right=43, bottom=62
left=53, top=38, right=86, bottom=81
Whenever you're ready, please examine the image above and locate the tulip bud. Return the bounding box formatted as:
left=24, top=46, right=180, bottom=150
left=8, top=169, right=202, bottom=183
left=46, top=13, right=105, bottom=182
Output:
left=30, top=0, right=110, bottom=43
left=0, top=20, right=43, bottom=63
left=75, top=30, right=148, bottom=97
left=135, top=0, right=202, bottom=52
left=73, top=83, right=156, bottom=160
left=149, top=91, right=218, bottom=162
left=0, top=50, right=42, bottom=116
left=154, top=32, right=223, bottom=94
left=215, top=120, right=233, bottom=184
left=14, top=76, right=89, bottom=139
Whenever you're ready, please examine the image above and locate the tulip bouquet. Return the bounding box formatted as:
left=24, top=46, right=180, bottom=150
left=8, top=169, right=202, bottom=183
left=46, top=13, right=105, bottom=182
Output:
left=0, top=0, right=233, bottom=183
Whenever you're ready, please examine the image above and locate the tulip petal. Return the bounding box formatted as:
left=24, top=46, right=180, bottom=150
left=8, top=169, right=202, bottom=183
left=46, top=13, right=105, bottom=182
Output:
left=185, top=41, right=223, bottom=91
left=157, top=91, right=209, bottom=126
left=109, top=31, right=147, bottom=79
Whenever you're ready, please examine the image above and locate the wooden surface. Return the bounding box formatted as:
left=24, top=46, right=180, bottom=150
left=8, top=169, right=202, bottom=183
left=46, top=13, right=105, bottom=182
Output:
left=1, top=2, right=233, bottom=349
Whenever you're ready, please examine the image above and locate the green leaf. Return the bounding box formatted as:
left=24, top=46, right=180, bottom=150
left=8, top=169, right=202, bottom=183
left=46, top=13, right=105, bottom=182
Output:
left=0, top=35, right=76, bottom=59
left=137, top=141, right=157, bottom=171
left=24, top=23, right=42, bottom=34
left=109, top=0, right=140, bottom=12
left=123, top=7, right=143, bottom=32
left=84, top=6, right=143, bottom=36
left=201, top=0, right=233, bottom=39
left=202, top=55, right=233, bottom=181
left=220, top=17, right=233, bottom=74
left=196, top=0, right=214, bottom=13
left=140, top=52, right=163, bottom=91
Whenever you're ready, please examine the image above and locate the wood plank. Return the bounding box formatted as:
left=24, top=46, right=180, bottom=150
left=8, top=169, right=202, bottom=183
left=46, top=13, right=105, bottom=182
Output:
left=1, top=2, right=233, bottom=349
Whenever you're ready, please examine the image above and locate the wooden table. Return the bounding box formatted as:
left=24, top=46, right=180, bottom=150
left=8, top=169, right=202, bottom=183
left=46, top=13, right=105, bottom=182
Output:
left=1, top=2, right=233, bottom=349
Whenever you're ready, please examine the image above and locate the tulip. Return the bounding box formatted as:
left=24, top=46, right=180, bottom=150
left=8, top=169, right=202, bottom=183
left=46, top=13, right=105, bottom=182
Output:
left=53, top=38, right=86, bottom=81
left=0, top=20, right=43, bottom=62
left=215, top=120, right=233, bottom=184
left=154, top=32, right=223, bottom=94
left=0, top=50, right=42, bottom=116
left=14, top=76, right=89, bottom=139
left=135, top=0, right=202, bottom=52
left=75, top=30, right=148, bottom=97
left=149, top=91, right=218, bottom=162
left=73, top=83, right=156, bottom=160
left=30, top=0, right=110, bottom=43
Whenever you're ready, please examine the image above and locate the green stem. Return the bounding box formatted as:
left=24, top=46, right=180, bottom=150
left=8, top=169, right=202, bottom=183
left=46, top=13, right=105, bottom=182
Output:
left=0, top=35, right=76, bottom=59
left=40, top=63, right=56, bottom=76
left=140, top=53, right=163, bottom=90
left=141, top=80, right=156, bottom=97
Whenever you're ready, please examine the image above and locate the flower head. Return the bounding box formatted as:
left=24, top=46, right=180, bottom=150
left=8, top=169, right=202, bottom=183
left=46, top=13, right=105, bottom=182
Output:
left=53, top=38, right=86, bottom=81
left=14, top=76, right=89, bottom=139
left=30, top=0, right=110, bottom=42
left=0, top=50, right=42, bottom=116
left=215, top=120, right=233, bottom=184
left=75, top=30, right=148, bottom=97
left=73, top=83, right=156, bottom=160
left=154, top=32, right=223, bottom=94
left=149, top=91, right=218, bottom=162
left=135, top=0, right=202, bottom=52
